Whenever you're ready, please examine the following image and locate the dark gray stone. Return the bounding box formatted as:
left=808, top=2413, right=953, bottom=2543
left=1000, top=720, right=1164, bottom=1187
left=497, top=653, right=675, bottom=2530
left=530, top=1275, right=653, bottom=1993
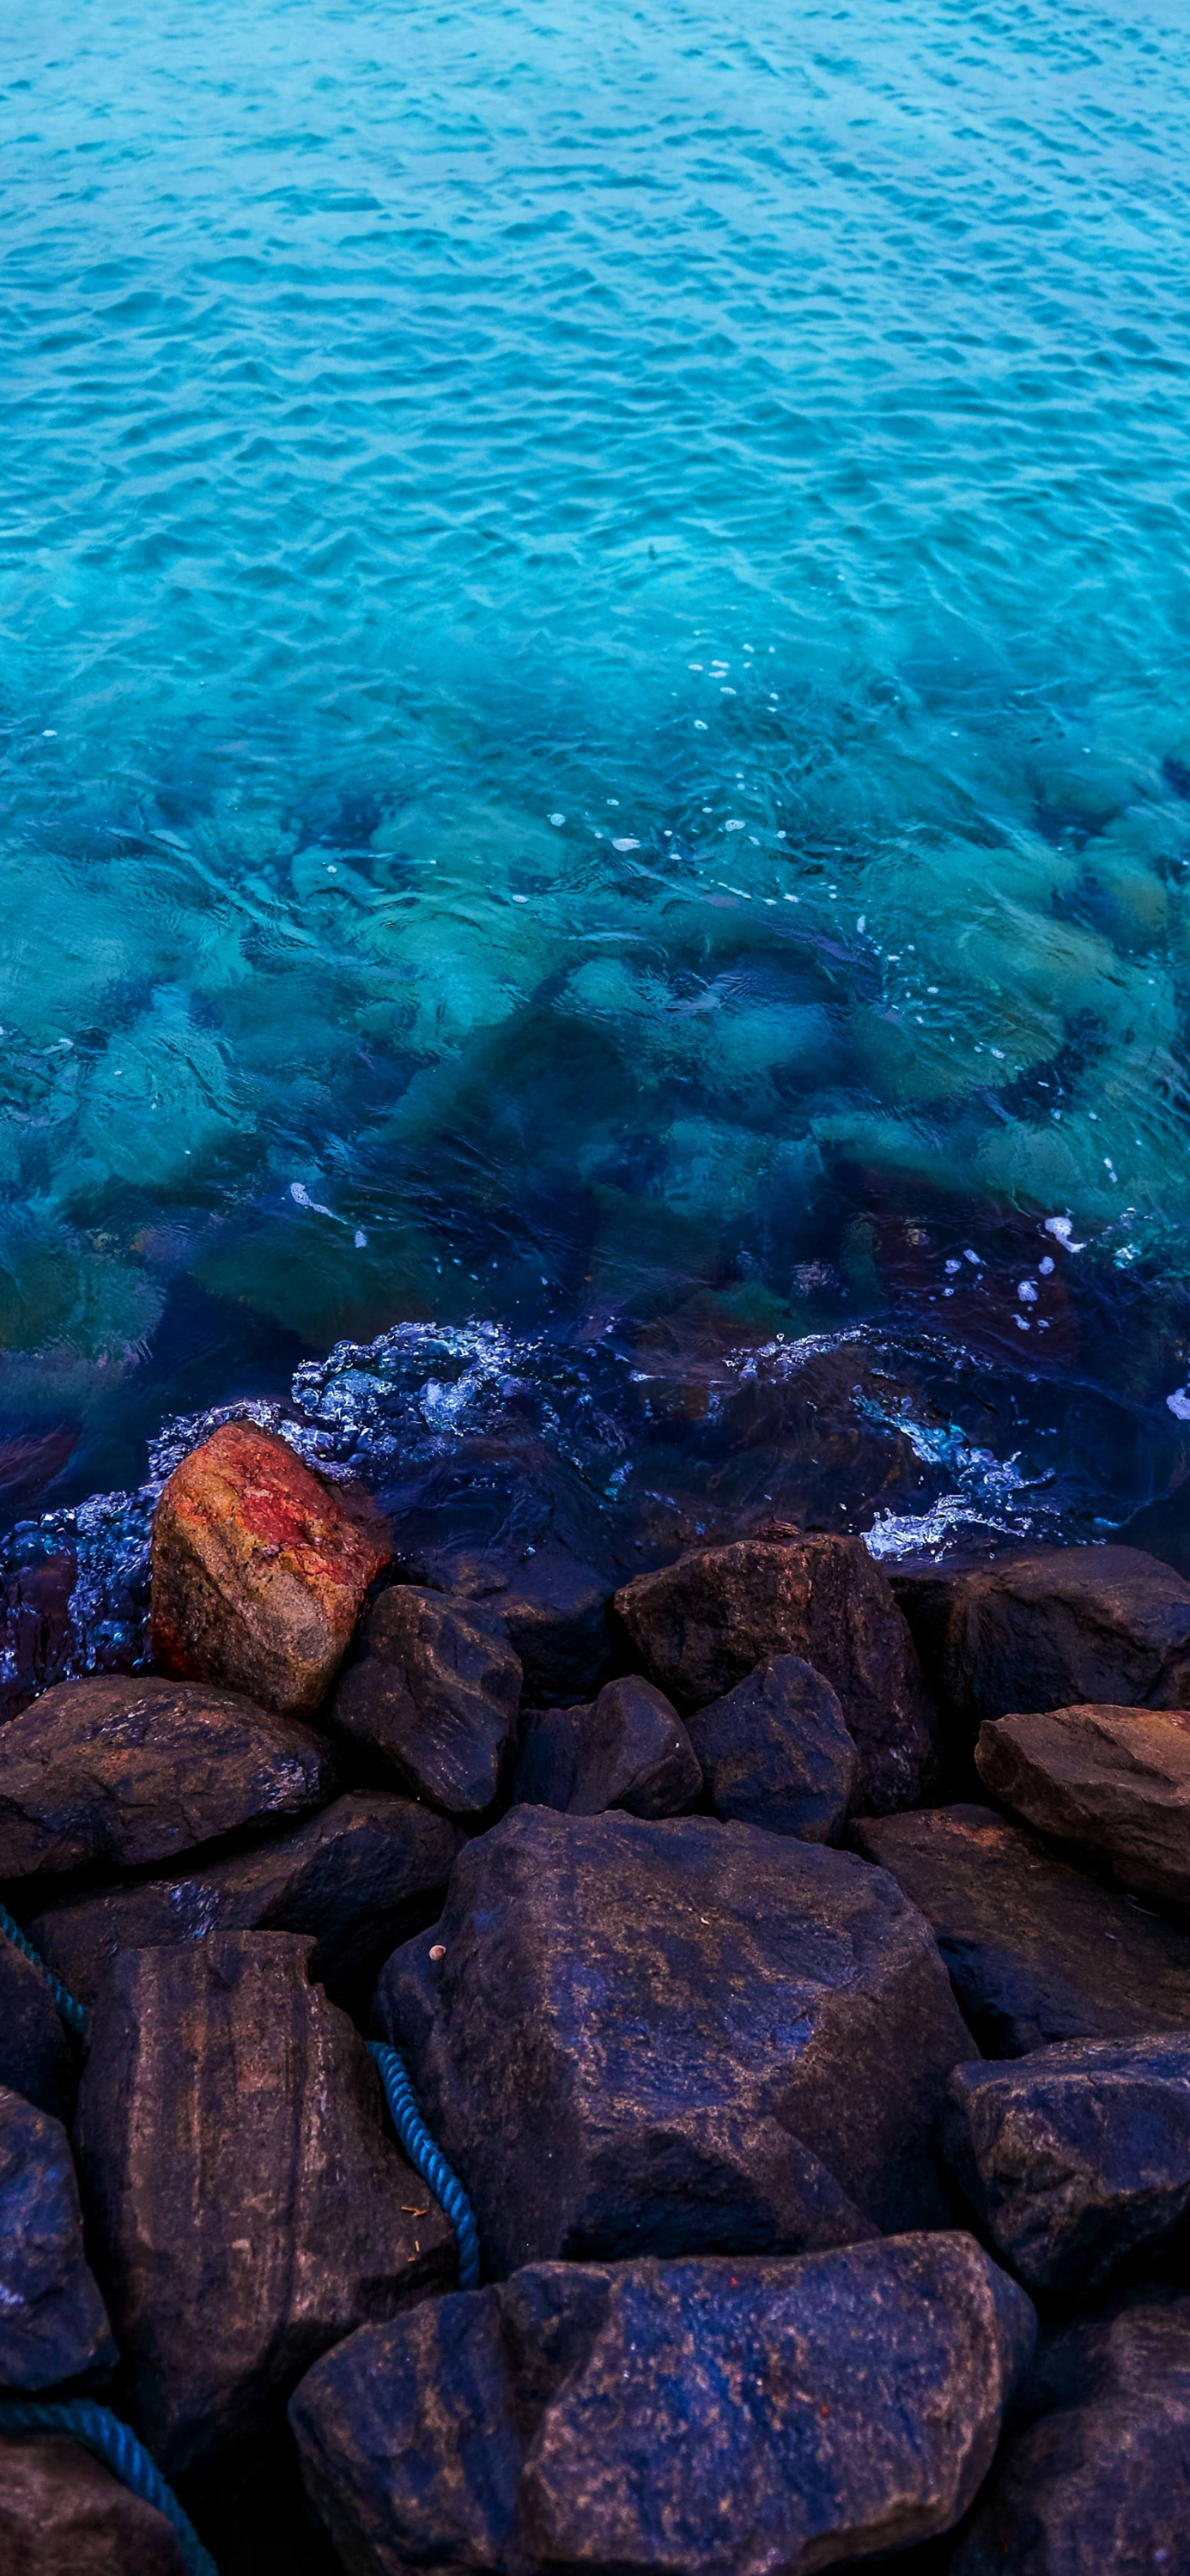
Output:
left=333, top=1586, right=521, bottom=1814
left=513, top=1676, right=700, bottom=1818
left=373, top=1806, right=973, bottom=2275
left=892, top=1544, right=1190, bottom=1743
left=28, top=1791, right=461, bottom=2011
left=290, top=2237, right=1035, bottom=2576
left=854, top=1805, right=1190, bottom=2056
left=0, top=2433, right=186, bottom=2573
left=684, top=1654, right=856, bottom=1840
left=411, top=1545, right=612, bottom=1705
left=0, top=1934, right=76, bottom=2123
left=0, top=2084, right=115, bottom=2390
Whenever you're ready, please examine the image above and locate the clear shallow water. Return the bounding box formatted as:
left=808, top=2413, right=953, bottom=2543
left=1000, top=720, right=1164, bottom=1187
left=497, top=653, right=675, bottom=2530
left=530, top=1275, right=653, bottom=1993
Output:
left=3, top=0, right=1190, bottom=1567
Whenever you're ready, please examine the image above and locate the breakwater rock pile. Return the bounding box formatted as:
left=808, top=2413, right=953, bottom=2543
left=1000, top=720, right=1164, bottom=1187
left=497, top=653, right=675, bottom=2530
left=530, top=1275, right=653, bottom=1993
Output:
left=3, top=1420, right=1190, bottom=2573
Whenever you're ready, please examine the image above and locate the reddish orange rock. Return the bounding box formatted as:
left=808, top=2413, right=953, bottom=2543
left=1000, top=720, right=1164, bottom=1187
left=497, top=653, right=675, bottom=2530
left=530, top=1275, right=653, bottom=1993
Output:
left=150, top=1422, right=391, bottom=1716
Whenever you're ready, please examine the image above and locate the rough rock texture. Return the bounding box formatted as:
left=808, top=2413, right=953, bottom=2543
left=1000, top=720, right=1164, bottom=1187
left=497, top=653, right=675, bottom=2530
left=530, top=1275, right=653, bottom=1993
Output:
left=977, top=1701, right=1190, bottom=1913
left=0, top=1935, right=76, bottom=2123
left=854, top=1805, right=1190, bottom=2055
left=74, top=1931, right=454, bottom=2476
left=291, top=2237, right=1035, bottom=2576
left=0, top=2433, right=186, bottom=2574
left=333, top=1586, right=521, bottom=1814
left=150, top=1422, right=392, bottom=1715
left=28, top=1791, right=460, bottom=2013
left=373, top=1807, right=973, bottom=2273
left=0, top=1675, right=335, bottom=1882
left=514, top=1676, right=701, bottom=1819
left=409, top=1545, right=612, bottom=1704
left=684, top=1654, right=857, bottom=1840
left=613, top=1534, right=937, bottom=1814
left=0, top=2085, right=115, bottom=2388
left=892, top=1544, right=1190, bottom=1741
left=942, top=2038, right=1190, bottom=2294
left=950, top=2293, right=1190, bottom=2575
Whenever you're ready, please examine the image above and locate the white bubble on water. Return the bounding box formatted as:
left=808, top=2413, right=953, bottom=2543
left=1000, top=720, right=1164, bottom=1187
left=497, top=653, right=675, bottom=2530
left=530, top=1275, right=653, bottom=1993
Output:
left=612, top=836, right=641, bottom=852
left=1018, top=1279, right=1039, bottom=1303
left=1168, top=1388, right=1190, bottom=1422
left=549, top=812, right=565, bottom=826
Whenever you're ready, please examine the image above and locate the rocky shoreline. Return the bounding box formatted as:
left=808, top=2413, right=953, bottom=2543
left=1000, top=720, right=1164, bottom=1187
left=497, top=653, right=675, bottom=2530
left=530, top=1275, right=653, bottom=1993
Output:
left=3, top=1418, right=1190, bottom=2573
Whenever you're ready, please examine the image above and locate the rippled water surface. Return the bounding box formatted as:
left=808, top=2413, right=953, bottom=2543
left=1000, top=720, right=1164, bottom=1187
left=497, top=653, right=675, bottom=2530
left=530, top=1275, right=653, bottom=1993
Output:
left=3, top=0, right=1190, bottom=1566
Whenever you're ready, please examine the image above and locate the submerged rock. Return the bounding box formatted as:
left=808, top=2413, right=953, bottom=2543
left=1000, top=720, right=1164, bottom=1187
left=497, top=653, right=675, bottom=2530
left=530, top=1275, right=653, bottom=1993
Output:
left=74, top=1931, right=454, bottom=2476
left=373, top=1806, right=971, bottom=2273
left=513, top=1675, right=700, bottom=1818
left=290, top=2236, right=1035, bottom=2576
left=950, top=2293, right=1190, bottom=2575
left=855, top=1805, right=1190, bottom=2054
left=150, top=1421, right=391, bottom=1715
left=942, top=2037, right=1190, bottom=2294
left=613, top=1534, right=937, bottom=1813
left=976, top=1701, right=1190, bottom=1913
left=28, top=1792, right=460, bottom=2011
left=684, top=1654, right=856, bottom=1840
left=333, top=1585, right=521, bottom=1814
left=0, top=1675, right=335, bottom=1882
left=0, top=1935, right=76, bottom=2123
left=892, top=1544, right=1190, bottom=1741
left=0, top=2432, right=186, bottom=2574
left=0, top=2085, right=115, bottom=2390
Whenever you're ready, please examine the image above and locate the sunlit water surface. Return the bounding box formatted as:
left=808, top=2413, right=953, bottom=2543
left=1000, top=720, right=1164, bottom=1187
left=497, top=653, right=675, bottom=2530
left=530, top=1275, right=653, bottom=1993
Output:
left=4, top=0, right=1190, bottom=1652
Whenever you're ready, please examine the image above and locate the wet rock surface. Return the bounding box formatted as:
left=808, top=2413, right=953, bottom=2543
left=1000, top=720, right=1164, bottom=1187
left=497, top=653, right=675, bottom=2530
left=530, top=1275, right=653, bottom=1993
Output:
left=513, top=1674, right=700, bottom=1818
left=73, top=1930, right=454, bottom=2476
left=150, top=1421, right=392, bottom=1715
left=27, top=1791, right=461, bottom=2011
left=942, top=2037, right=1190, bottom=2294
left=893, top=1543, right=1190, bottom=1743
left=410, top=1543, right=613, bottom=1705
left=950, top=2293, right=1190, bottom=2575
left=0, top=1935, right=76, bottom=2123
left=0, top=1674, right=335, bottom=1883
left=290, top=2236, right=1035, bottom=2576
left=854, top=1803, right=1190, bottom=2053
left=614, top=1533, right=938, bottom=1813
left=0, top=2433, right=187, bottom=2575
left=684, top=1653, right=857, bottom=1839
left=0, top=2085, right=115, bottom=2390
left=374, top=1805, right=972, bottom=2272
left=976, top=1700, right=1190, bottom=1913
left=333, top=1583, right=521, bottom=1814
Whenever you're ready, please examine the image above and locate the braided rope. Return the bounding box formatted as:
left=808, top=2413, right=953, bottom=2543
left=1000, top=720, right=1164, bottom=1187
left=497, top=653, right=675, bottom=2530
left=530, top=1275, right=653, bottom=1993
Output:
left=0, top=1900, right=88, bottom=2037
left=368, top=2040, right=481, bottom=2290
left=0, top=2397, right=217, bottom=2576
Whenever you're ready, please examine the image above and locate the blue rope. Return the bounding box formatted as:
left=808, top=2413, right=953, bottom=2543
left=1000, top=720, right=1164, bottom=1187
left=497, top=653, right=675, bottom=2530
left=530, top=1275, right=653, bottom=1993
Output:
left=368, top=2040, right=481, bottom=2291
left=0, top=2397, right=217, bottom=2576
left=0, top=1900, right=88, bottom=2037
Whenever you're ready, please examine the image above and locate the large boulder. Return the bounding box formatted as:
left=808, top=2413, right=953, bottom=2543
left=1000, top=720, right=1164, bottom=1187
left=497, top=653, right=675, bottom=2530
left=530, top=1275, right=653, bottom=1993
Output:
left=892, top=1544, right=1190, bottom=1742
left=976, top=1702, right=1190, bottom=1913
left=941, top=2037, right=1190, bottom=2295
left=513, top=1676, right=701, bottom=1819
left=373, top=1807, right=973, bottom=2274
left=408, top=1544, right=613, bottom=1704
left=684, top=1655, right=856, bottom=1841
left=0, top=2084, right=115, bottom=2389
left=950, top=2294, right=1190, bottom=2575
left=0, top=2432, right=186, bottom=2573
left=0, top=1935, right=76, bottom=2123
left=854, top=1805, right=1190, bottom=2055
left=332, top=1587, right=521, bottom=1815
left=150, top=1422, right=391, bottom=1715
left=28, top=1791, right=461, bottom=2012
left=613, top=1534, right=937, bottom=1813
left=0, top=1675, right=335, bottom=1882
left=74, top=1931, right=454, bottom=2476
left=290, top=2236, right=1035, bottom=2576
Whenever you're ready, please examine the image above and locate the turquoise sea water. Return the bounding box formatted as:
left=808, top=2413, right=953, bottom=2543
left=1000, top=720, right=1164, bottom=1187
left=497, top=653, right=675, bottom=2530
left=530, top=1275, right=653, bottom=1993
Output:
left=3, top=0, right=1190, bottom=1559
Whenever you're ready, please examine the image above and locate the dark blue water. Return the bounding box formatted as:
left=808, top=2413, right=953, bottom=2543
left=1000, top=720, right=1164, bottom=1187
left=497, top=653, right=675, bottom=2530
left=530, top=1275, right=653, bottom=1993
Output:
left=4, top=0, right=1190, bottom=1631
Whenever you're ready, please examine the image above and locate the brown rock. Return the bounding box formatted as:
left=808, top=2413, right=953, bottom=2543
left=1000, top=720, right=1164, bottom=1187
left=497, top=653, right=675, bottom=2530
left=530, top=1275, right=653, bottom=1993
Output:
left=0, top=1935, right=76, bottom=2123
left=150, top=1422, right=391, bottom=1715
left=0, top=1675, right=335, bottom=1882
left=684, top=1655, right=857, bottom=1841
left=74, top=1931, right=454, bottom=2476
left=28, top=1791, right=461, bottom=2012
left=855, top=1804, right=1190, bottom=2055
left=0, top=2085, right=115, bottom=2389
left=892, top=1544, right=1190, bottom=1744
left=977, top=1702, right=1190, bottom=1913
left=613, top=1534, right=937, bottom=1813
left=290, top=2236, right=1035, bottom=2576
left=332, top=1586, right=521, bottom=1814
left=0, top=2433, right=185, bottom=2574
left=513, top=1675, right=701, bottom=1819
